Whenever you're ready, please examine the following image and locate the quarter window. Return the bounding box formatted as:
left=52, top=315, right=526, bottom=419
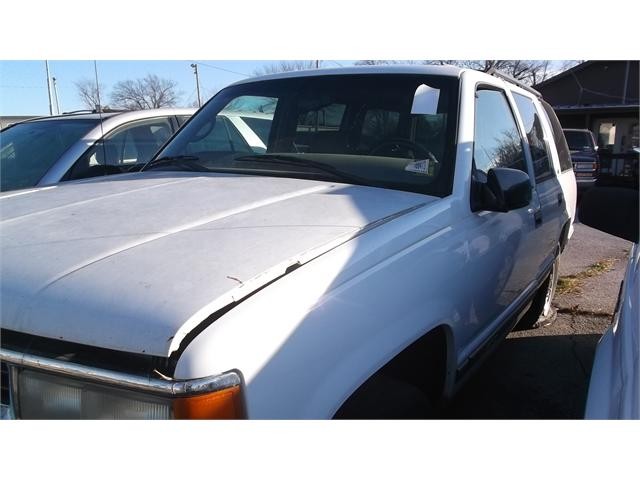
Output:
left=67, top=117, right=174, bottom=180
left=473, top=89, right=526, bottom=174
left=512, top=93, right=553, bottom=181
left=540, top=100, right=573, bottom=172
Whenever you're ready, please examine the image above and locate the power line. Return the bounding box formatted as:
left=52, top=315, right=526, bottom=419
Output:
left=194, top=62, right=251, bottom=77
left=184, top=88, right=197, bottom=107
left=328, top=60, right=344, bottom=67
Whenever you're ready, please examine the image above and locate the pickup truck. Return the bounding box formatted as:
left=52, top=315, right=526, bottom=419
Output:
left=0, top=66, right=576, bottom=419
left=563, top=128, right=599, bottom=190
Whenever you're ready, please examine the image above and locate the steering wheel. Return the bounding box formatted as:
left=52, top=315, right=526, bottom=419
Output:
left=369, top=138, right=433, bottom=160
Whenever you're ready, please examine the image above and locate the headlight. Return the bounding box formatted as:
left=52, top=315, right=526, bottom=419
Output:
left=1, top=350, right=245, bottom=420
left=19, top=370, right=172, bottom=419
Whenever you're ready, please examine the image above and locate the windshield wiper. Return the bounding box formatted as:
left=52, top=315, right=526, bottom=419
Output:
left=234, top=154, right=367, bottom=185
left=143, top=155, right=204, bottom=171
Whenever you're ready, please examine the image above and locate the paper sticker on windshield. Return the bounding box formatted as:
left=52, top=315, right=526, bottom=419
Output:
left=405, top=159, right=431, bottom=175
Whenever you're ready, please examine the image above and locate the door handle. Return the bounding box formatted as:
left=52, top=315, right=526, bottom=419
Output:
left=532, top=208, right=543, bottom=227
left=558, top=192, right=564, bottom=206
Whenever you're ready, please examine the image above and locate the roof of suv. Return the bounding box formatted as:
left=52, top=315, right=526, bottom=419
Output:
left=230, top=65, right=464, bottom=86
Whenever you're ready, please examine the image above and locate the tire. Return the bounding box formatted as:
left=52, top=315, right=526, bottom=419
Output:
left=518, top=256, right=559, bottom=329
left=334, top=374, right=434, bottom=419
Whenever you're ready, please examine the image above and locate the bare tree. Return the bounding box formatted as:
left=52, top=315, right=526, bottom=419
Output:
left=253, top=61, right=320, bottom=76
left=355, top=60, right=559, bottom=85
left=422, top=60, right=554, bottom=84
left=354, top=60, right=420, bottom=66
left=110, top=74, right=180, bottom=110
left=74, top=78, right=106, bottom=110
left=554, top=60, right=584, bottom=75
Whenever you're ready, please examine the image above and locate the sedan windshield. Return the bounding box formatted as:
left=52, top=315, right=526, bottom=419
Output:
left=0, top=118, right=99, bottom=191
left=150, top=74, right=459, bottom=196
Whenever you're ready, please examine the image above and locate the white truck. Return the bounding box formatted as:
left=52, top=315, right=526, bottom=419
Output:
left=0, top=66, right=576, bottom=419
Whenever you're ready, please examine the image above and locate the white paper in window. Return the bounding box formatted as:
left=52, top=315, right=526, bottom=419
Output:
left=411, top=84, right=440, bottom=115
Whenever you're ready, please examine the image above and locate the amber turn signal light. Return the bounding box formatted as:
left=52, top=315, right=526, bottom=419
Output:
left=173, top=385, right=246, bottom=419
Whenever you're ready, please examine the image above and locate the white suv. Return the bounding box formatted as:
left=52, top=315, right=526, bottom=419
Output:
left=0, top=66, right=576, bottom=419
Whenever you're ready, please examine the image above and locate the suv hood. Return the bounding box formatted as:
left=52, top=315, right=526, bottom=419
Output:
left=1, top=172, right=433, bottom=357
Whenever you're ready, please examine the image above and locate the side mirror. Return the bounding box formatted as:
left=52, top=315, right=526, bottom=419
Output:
left=472, top=167, right=532, bottom=212
left=579, top=187, right=638, bottom=243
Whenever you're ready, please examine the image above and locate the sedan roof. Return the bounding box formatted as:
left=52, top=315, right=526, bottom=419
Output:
left=23, top=108, right=197, bottom=124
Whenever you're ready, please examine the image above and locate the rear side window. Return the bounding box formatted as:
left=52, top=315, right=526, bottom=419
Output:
left=540, top=100, right=573, bottom=172
left=473, top=89, right=526, bottom=174
left=512, top=93, right=553, bottom=182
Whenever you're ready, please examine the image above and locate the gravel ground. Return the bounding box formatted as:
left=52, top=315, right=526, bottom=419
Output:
left=558, top=223, right=631, bottom=278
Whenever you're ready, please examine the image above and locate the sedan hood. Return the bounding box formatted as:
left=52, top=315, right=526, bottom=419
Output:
left=1, top=172, right=433, bottom=357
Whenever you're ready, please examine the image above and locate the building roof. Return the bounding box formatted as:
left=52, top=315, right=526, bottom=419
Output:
left=534, top=61, right=593, bottom=88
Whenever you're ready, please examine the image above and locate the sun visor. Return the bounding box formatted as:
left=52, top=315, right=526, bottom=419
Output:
left=411, top=84, right=440, bottom=115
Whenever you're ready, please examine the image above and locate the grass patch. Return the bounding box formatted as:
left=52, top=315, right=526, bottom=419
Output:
left=586, top=259, right=616, bottom=276
left=556, top=258, right=617, bottom=296
left=556, top=276, right=581, bottom=295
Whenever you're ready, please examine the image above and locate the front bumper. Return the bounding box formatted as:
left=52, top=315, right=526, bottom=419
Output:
left=575, top=177, right=597, bottom=188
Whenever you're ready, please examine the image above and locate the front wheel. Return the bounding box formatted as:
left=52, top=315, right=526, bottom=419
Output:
left=333, top=374, right=434, bottom=419
left=518, top=256, right=559, bottom=329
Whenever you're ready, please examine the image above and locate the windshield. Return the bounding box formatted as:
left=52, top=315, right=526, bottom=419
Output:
left=0, top=118, right=99, bottom=191
left=564, top=130, right=595, bottom=152
left=151, top=74, right=459, bottom=196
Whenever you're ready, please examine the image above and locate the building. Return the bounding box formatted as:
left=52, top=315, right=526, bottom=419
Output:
left=536, top=61, right=638, bottom=184
left=535, top=61, right=638, bottom=154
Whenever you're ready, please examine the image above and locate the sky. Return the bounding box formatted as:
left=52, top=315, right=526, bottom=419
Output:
left=0, top=60, right=352, bottom=116
left=0, top=60, right=575, bottom=117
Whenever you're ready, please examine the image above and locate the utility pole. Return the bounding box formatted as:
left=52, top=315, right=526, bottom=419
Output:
left=45, top=60, right=53, bottom=115
left=52, top=76, right=61, bottom=114
left=191, top=63, right=202, bottom=107
left=315, top=60, right=320, bottom=69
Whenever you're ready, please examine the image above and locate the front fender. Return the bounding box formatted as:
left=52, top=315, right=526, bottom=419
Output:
left=174, top=200, right=464, bottom=418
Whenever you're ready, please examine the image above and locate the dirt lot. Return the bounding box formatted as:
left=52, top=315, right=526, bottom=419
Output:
left=443, top=222, right=632, bottom=419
